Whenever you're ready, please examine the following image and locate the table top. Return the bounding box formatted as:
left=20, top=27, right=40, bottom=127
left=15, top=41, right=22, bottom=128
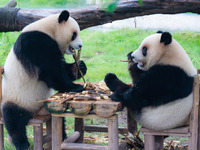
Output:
left=44, top=92, right=123, bottom=118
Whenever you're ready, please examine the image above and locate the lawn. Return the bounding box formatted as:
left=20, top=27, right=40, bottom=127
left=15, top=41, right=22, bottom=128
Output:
left=0, top=28, right=200, bottom=149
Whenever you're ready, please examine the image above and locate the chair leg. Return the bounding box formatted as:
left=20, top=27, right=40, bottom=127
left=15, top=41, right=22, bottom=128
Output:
left=46, top=118, right=52, bottom=150
left=144, top=135, right=155, bottom=150
left=34, top=124, right=43, bottom=150
left=75, top=118, right=84, bottom=143
left=108, top=115, right=119, bottom=150
left=0, top=123, right=4, bottom=150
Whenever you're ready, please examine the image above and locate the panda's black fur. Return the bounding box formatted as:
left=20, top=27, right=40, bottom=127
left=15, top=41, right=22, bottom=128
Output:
left=14, top=31, right=86, bottom=92
left=2, top=102, right=33, bottom=150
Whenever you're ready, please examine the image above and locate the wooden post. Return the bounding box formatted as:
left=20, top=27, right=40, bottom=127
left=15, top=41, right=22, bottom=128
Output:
left=0, top=66, right=3, bottom=118
left=33, top=124, right=43, bottom=150
left=0, top=123, right=4, bottom=150
left=46, top=118, right=52, bottom=150
left=108, top=115, right=118, bottom=150
left=75, top=118, right=84, bottom=143
left=52, top=116, right=62, bottom=150
left=144, top=135, right=155, bottom=150
left=198, top=75, right=200, bottom=150
left=188, top=76, right=199, bottom=150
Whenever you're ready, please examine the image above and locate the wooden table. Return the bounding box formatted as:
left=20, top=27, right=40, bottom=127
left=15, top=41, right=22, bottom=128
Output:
left=46, top=92, right=137, bottom=150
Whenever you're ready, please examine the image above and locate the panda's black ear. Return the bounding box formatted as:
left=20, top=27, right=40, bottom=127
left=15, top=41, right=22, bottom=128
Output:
left=160, top=32, right=172, bottom=45
left=157, top=30, right=163, bottom=34
left=58, top=10, right=70, bottom=23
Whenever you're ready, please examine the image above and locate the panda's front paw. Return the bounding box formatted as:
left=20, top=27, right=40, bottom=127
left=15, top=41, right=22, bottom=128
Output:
left=104, top=73, right=119, bottom=92
left=70, top=84, right=84, bottom=92
left=104, top=73, right=117, bottom=85
left=78, top=60, right=87, bottom=75
left=110, top=94, right=123, bottom=102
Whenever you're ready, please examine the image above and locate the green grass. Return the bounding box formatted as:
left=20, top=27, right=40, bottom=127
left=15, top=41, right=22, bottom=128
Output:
left=0, top=29, right=200, bottom=149
left=0, top=0, right=110, bottom=9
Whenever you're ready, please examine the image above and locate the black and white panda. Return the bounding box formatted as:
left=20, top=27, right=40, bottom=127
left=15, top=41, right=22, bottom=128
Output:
left=105, top=31, right=197, bottom=131
left=2, top=10, right=87, bottom=150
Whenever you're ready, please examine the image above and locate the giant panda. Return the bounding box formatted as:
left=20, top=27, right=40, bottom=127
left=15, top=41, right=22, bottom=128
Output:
left=104, top=31, right=197, bottom=131
left=2, top=10, right=87, bottom=150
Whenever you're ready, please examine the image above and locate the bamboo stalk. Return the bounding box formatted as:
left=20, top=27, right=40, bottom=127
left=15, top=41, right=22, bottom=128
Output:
left=73, top=51, right=86, bottom=83
left=120, top=60, right=131, bottom=62
left=57, top=95, right=74, bottom=105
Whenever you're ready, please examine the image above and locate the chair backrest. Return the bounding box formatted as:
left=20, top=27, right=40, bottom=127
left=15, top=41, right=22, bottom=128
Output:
left=188, top=75, right=199, bottom=147
left=0, top=66, right=4, bottom=118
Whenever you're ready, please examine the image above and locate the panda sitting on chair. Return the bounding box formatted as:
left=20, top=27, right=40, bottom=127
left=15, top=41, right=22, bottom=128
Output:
left=105, top=31, right=197, bottom=131
left=2, top=10, right=87, bottom=150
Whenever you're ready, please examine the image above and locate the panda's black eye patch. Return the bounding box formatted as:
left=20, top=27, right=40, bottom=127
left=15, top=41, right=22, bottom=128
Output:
left=71, top=32, right=77, bottom=41
left=142, top=46, right=147, bottom=56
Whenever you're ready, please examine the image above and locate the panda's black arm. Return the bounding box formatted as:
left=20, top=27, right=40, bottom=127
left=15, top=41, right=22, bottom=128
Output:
left=104, top=73, right=130, bottom=93
left=14, top=31, right=84, bottom=92
left=113, top=65, right=194, bottom=112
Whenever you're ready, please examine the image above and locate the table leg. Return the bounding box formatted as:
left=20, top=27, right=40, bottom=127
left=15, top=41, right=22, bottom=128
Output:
left=52, top=116, right=62, bottom=150
left=108, top=115, right=118, bottom=150
left=75, top=118, right=84, bottom=143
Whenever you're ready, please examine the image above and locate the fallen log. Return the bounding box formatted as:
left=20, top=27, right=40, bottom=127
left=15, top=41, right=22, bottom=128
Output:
left=0, top=0, right=200, bottom=32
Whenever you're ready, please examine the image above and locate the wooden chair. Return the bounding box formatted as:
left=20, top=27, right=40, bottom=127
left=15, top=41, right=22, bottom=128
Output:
left=0, top=66, right=52, bottom=150
left=141, top=75, right=200, bottom=150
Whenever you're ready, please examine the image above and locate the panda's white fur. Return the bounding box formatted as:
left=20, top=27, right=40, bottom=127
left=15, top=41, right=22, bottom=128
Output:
left=2, top=49, right=53, bottom=114
left=131, top=33, right=196, bottom=130
left=2, top=10, right=87, bottom=149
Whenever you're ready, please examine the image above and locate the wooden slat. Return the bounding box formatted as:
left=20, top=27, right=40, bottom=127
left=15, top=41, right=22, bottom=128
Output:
left=62, top=131, right=80, bottom=144
left=43, top=134, right=51, bottom=145
left=93, top=100, right=121, bottom=117
left=83, top=125, right=128, bottom=134
left=28, top=115, right=51, bottom=125
left=52, top=113, right=117, bottom=119
left=141, top=126, right=190, bottom=134
left=0, top=66, right=3, bottom=118
left=188, top=75, right=199, bottom=149
left=61, top=143, right=108, bottom=150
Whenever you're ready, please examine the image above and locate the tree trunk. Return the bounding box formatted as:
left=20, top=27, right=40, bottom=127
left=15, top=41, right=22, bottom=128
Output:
left=0, top=0, right=200, bottom=32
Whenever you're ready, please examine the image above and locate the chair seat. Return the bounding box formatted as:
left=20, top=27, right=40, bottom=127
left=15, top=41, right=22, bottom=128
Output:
left=0, top=114, right=51, bottom=126
left=141, top=126, right=190, bottom=137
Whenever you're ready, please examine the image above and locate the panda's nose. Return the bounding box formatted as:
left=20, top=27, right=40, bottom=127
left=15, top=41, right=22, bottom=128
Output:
left=79, top=44, right=82, bottom=48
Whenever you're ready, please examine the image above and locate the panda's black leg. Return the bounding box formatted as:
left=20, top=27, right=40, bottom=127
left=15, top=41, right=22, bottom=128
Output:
left=2, top=102, right=33, bottom=150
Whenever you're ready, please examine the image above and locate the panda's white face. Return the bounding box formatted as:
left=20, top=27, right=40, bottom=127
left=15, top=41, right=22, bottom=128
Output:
left=131, top=34, right=164, bottom=70
left=55, top=16, right=83, bottom=55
